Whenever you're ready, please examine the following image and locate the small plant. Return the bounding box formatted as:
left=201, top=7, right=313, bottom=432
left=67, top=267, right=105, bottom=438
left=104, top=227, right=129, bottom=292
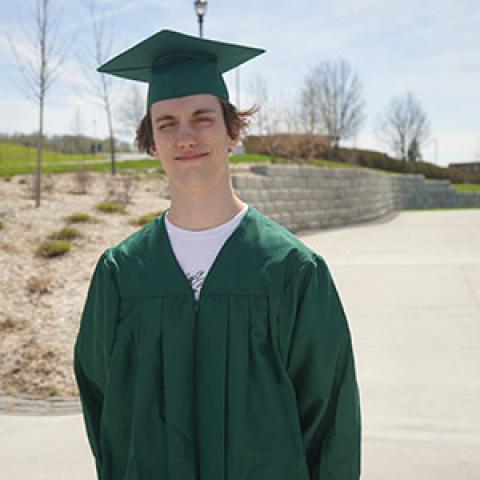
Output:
left=96, top=201, right=126, bottom=214
left=0, top=316, right=23, bottom=332
left=26, top=275, right=51, bottom=295
left=43, top=175, right=55, bottom=193
left=48, top=226, right=81, bottom=241
left=0, top=219, right=4, bottom=230
left=104, top=174, right=136, bottom=205
left=64, top=212, right=92, bottom=224
left=130, top=209, right=164, bottom=226
left=72, top=167, right=93, bottom=194
left=48, top=387, right=59, bottom=397
left=36, top=240, right=71, bottom=258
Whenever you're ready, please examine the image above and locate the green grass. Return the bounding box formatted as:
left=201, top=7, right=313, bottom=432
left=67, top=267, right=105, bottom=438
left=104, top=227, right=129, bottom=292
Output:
left=0, top=157, right=163, bottom=177
left=229, top=154, right=272, bottom=164
left=453, top=183, right=480, bottom=193
left=408, top=206, right=480, bottom=211
left=64, top=212, right=94, bottom=224
left=130, top=209, right=164, bottom=226
left=0, top=142, right=164, bottom=176
left=309, top=158, right=355, bottom=169
left=0, top=142, right=100, bottom=166
left=36, top=240, right=71, bottom=258
left=48, top=227, right=81, bottom=241
left=96, top=202, right=126, bottom=214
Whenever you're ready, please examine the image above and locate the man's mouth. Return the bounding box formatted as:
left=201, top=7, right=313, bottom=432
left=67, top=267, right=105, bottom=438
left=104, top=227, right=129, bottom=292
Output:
left=175, top=152, right=209, bottom=161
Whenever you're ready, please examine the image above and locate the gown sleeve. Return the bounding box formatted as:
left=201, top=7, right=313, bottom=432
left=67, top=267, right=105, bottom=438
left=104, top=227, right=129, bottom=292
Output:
left=285, top=254, right=361, bottom=480
left=73, top=250, right=120, bottom=479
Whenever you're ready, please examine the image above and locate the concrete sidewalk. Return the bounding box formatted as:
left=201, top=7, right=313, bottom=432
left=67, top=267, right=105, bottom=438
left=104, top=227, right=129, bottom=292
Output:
left=1, top=209, right=479, bottom=479
left=301, top=209, right=480, bottom=480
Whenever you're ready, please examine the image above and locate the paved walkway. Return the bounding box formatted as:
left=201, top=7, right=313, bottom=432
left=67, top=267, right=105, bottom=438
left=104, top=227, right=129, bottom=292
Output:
left=1, top=209, right=479, bottom=479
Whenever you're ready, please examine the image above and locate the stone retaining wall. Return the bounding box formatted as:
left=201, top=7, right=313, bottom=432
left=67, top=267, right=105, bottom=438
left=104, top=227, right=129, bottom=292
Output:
left=232, top=165, right=480, bottom=232
left=390, top=174, right=480, bottom=209
left=0, top=391, right=80, bottom=415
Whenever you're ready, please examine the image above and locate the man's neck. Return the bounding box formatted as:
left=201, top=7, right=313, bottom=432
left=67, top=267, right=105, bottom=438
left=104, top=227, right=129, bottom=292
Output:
left=166, top=181, right=246, bottom=231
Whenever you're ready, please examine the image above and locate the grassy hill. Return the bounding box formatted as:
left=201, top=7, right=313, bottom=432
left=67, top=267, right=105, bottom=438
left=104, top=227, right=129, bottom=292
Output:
left=0, top=141, right=100, bottom=165
left=1, top=142, right=479, bottom=193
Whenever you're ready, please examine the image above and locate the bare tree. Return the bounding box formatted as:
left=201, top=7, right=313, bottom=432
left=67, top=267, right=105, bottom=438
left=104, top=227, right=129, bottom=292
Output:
left=283, top=102, right=301, bottom=135
left=8, top=0, right=65, bottom=207
left=299, top=70, right=321, bottom=135
left=70, top=106, right=84, bottom=153
left=248, top=74, right=269, bottom=135
left=81, top=0, right=118, bottom=175
left=302, top=59, right=365, bottom=148
left=71, top=107, right=84, bottom=136
left=116, top=84, right=146, bottom=143
left=378, top=91, right=430, bottom=162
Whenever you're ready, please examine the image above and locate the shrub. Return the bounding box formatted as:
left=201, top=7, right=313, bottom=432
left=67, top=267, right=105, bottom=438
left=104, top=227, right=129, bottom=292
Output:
left=64, top=212, right=92, bottom=224
left=244, top=134, right=331, bottom=160
left=0, top=316, right=24, bottom=332
left=72, top=168, right=93, bottom=194
left=26, top=275, right=51, bottom=295
left=48, top=227, right=81, bottom=241
left=130, top=210, right=164, bottom=226
left=104, top=174, right=136, bottom=205
left=96, top=201, right=126, bottom=214
left=48, top=387, right=59, bottom=397
left=36, top=240, right=71, bottom=258
left=43, top=175, right=55, bottom=193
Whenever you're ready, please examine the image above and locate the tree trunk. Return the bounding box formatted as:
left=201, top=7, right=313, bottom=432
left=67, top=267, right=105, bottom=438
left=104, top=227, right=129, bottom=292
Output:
left=105, top=97, right=116, bottom=175
left=35, top=92, right=44, bottom=207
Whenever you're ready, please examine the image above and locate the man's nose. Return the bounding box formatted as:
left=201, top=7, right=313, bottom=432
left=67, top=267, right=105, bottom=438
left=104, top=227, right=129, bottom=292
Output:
left=176, top=123, right=197, bottom=149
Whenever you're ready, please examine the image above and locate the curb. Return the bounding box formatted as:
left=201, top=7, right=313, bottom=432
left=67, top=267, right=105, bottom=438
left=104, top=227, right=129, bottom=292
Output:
left=0, top=391, right=81, bottom=416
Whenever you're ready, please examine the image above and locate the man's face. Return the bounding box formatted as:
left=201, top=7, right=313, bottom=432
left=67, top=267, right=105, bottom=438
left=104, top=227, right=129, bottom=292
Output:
left=150, top=94, right=237, bottom=189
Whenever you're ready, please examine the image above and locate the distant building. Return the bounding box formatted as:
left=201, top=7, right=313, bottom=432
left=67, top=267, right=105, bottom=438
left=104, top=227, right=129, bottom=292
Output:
left=448, top=161, right=480, bottom=173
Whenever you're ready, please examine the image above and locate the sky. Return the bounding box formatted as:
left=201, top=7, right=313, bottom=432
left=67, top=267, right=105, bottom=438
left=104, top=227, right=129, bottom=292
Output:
left=1, top=0, right=479, bottom=166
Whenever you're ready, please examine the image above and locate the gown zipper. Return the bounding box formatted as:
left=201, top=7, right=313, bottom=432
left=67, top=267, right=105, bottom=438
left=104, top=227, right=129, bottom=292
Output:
left=193, top=292, right=200, bottom=480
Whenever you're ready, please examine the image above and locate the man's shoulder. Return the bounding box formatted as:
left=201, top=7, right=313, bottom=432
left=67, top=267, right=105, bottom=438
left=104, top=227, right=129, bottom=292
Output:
left=228, top=208, right=322, bottom=292
left=247, top=207, right=317, bottom=266
left=102, top=214, right=164, bottom=270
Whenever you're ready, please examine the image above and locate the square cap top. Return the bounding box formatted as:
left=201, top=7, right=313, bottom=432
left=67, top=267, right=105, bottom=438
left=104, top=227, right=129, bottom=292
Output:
left=97, top=29, right=265, bottom=108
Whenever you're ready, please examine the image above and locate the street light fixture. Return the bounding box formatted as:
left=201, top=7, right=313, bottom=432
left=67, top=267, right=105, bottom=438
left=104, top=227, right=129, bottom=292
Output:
left=194, top=0, right=208, bottom=38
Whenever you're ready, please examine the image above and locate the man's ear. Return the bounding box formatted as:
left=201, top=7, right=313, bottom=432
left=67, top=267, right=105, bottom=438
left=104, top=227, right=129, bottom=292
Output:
left=227, top=136, right=238, bottom=153
left=149, top=144, right=158, bottom=157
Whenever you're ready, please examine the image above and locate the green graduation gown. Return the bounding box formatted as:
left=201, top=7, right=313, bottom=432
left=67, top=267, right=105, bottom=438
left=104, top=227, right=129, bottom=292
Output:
left=73, top=206, right=361, bottom=480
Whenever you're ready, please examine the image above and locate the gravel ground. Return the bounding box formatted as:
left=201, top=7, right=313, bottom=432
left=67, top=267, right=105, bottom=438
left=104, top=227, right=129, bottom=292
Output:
left=0, top=170, right=171, bottom=397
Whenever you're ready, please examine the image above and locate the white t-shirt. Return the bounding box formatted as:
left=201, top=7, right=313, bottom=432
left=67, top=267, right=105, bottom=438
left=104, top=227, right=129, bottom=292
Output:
left=164, top=204, right=249, bottom=300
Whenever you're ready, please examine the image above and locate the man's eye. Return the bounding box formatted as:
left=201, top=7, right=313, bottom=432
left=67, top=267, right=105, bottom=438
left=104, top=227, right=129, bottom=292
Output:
left=196, top=117, right=213, bottom=124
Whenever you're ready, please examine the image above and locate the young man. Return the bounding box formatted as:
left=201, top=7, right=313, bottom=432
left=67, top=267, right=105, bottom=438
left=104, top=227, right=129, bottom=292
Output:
left=74, top=30, right=361, bottom=480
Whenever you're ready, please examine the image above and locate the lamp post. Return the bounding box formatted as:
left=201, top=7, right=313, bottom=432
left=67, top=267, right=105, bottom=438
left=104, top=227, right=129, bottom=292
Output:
left=194, top=0, right=207, bottom=38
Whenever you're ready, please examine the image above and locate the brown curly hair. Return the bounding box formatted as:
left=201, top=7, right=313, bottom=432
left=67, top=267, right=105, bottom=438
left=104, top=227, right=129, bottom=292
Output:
left=136, top=97, right=258, bottom=155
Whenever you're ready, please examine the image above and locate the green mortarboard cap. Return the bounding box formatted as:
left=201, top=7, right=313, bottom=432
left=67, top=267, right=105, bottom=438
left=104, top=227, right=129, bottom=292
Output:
left=97, top=29, right=265, bottom=109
